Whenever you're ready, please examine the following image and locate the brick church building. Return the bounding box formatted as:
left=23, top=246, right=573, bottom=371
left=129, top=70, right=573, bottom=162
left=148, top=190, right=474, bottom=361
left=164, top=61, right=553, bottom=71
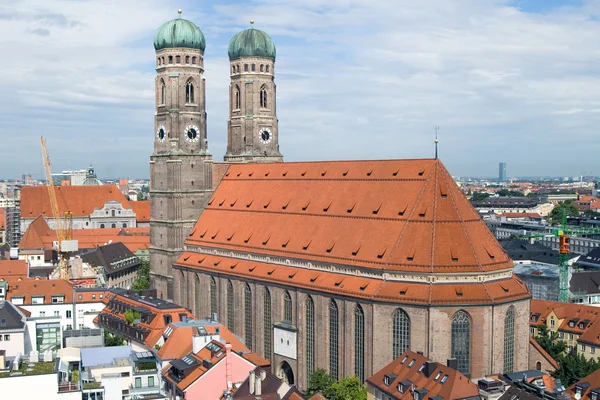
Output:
left=149, top=13, right=532, bottom=392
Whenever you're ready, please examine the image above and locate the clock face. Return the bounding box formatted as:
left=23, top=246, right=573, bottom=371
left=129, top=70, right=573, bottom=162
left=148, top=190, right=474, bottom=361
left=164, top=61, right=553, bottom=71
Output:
left=185, top=125, right=199, bottom=142
left=259, top=127, right=272, bottom=144
left=157, top=126, right=166, bottom=142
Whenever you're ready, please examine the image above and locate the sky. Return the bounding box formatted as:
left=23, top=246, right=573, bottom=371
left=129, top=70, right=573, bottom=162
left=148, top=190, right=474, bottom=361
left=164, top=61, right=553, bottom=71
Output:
left=1, top=0, right=600, bottom=179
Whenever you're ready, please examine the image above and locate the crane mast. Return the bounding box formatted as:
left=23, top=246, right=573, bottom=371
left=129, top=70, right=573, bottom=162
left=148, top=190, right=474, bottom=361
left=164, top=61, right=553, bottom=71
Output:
left=40, top=137, right=75, bottom=281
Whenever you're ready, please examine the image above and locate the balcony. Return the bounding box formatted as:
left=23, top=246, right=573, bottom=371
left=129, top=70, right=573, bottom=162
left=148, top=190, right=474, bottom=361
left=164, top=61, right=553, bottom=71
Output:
left=130, top=383, right=162, bottom=395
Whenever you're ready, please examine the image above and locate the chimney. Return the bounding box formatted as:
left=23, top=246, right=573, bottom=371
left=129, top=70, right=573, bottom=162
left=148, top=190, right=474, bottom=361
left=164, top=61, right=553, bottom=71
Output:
left=447, top=358, right=458, bottom=370
left=260, top=369, right=266, bottom=381
left=424, top=361, right=437, bottom=378
left=249, top=369, right=256, bottom=395
left=255, top=375, right=262, bottom=395
left=192, top=334, right=202, bottom=354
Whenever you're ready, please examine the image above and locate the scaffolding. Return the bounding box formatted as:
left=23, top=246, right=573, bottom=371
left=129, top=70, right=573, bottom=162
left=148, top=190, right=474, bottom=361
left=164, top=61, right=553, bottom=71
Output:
left=5, top=185, right=21, bottom=248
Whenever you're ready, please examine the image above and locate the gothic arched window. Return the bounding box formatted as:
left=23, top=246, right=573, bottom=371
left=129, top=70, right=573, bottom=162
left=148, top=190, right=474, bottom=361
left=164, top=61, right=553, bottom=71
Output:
left=192, top=56, right=197, bottom=64
left=329, top=299, right=339, bottom=380
left=252, top=64, right=256, bottom=72
left=504, top=306, right=516, bottom=373
left=260, top=86, right=268, bottom=108
left=451, top=310, right=471, bottom=376
left=111, top=223, right=116, bottom=228
left=186, top=80, right=195, bottom=104
left=244, top=64, right=248, bottom=72
left=236, top=65, right=240, bottom=73
left=283, top=291, right=292, bottom=323
left=160, top=80, right=166, bottom=105
left=185, top=55, right=190, bottom=64
left=194, top=274, right=201, bottom=316
left=393, top=308, right=411, bottom=359
left=245, top=284, right=253, bottom=350
left=264, top=288, right=272, bottom=360
left=168, top=56, right=173, bottom=64
left=100, top=224, right=105, bottom=229
left=227, top=280, right=234, bottom=331
left=355, top=304, right=365, bottom=382
left=266, top=65, right=270, bottom=73
left=234, top=85, right=241, bottom=109
left=210, top=277, right=217, bottom=317
left=306, top=296, right=315, bottom=379
left=176, top=55, right=181, bottom=63
left=260, top=64, right=264, bottom=72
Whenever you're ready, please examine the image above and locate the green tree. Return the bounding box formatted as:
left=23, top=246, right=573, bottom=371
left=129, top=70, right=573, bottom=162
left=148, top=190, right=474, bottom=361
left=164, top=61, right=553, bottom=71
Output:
left=471, top=192, right=491, bottom=201
left=553, top=352, right=600, bottom=386
left=124, top=309, right=141, bottom=324
left=104, top=330, right=125, bottom=347
left=132, top=259, right=150, bottom=293
left=534, top=324, right=567, bottom=360
left=307, top=369, right=333, bottom=398
left=548, top=200, right=580, bottom=225
left=325, top=377, right=367, bottom=400
left=497, top=189, right=525, bottom=197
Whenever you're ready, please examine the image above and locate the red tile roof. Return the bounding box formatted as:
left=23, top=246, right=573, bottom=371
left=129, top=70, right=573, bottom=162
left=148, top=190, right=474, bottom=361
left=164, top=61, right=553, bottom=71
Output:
left=367, top=350, right=479, bottom=400
left=176, top=252, right=530, bottom=305
left=20, top=185, right=131, bottom=218
left=0, top=260, right=29, bottom=281
left=18, top=222, right=149, bottom=253
left=6, top=278, right=74, bottom=304
left=499, top=212, right=543, bottom=219
left=130, top=201, right=150, bottom=223
left=566, top=369, right=600, bottom=399
left=185, top=160, right=514, bottom=274
left=95, top=290, right=194, bottom=349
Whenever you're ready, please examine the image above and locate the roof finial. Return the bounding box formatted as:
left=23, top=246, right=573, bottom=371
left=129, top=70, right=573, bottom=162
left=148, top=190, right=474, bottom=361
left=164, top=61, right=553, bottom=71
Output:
left=178, top=9, right=183, bottom=17
left=434, top=125, right=439, bottom=160
left=250, top=19, right=255, bottom=27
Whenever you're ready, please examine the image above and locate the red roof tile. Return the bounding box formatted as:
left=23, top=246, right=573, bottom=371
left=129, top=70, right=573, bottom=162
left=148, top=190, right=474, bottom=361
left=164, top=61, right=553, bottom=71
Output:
left=130, top=201, right=150, bottom=223
left=367, top=350, right=479, bottom=400
left=20, top=185, right=131, bottom=218
left=0, top=260, right=29, bottom=281
left=185, top=160, right=513, bottom=274
left=6, top=278, right=74, bottom=304
left=566, top=369, right=600, bottom=399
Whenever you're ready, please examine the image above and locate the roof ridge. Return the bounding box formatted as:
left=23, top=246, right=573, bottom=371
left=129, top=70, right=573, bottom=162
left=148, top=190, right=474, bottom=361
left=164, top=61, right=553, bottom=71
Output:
left=441, top=164, right=493, bottom=302
left=430, top=160, right=439, bottom=274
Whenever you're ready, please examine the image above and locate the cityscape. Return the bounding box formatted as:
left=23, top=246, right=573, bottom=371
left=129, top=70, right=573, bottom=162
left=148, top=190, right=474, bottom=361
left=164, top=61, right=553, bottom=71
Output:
left=2, top=1, right=600, bottom=400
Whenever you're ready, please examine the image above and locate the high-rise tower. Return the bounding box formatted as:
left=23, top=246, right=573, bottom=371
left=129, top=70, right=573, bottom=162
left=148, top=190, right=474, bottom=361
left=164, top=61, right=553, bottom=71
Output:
left=150, top=12, right=213, bottom=300
left=224, top=22, right=283, bottom=163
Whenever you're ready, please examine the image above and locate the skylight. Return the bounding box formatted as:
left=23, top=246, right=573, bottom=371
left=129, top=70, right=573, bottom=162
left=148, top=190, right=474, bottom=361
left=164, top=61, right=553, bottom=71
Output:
left=441, top=375, right=448, bottom=384
left=408, top=360, right=415, bottom=367
left=182, top=356, right=195, bottom=365
left=401, top=356, right=408, bottom=364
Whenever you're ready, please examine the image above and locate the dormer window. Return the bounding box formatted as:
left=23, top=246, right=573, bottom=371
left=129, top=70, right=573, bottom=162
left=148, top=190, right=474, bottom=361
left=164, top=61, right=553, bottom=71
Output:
left=570, top=321, right=575, bottom=328
left=580, top=323, right=585, bottom=329
left=591, top=391, right=598, bottom=400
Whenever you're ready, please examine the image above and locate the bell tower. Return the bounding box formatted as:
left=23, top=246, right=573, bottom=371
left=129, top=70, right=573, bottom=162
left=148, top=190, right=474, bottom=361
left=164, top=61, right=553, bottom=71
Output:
left=225, top=21, right=283, bottom=163
left=150, top=11, right=213, bottom=301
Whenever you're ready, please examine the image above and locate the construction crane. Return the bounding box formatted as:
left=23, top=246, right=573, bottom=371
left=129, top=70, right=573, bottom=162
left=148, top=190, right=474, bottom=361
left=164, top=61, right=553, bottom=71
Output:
left=40, top=137, right=77, bottom=281
left=518, top=212, right=600, bottom=303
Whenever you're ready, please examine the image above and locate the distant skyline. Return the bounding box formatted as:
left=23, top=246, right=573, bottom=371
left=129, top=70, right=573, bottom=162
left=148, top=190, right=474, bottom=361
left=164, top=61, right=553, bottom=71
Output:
left=1, top=0, right=600, bottom=179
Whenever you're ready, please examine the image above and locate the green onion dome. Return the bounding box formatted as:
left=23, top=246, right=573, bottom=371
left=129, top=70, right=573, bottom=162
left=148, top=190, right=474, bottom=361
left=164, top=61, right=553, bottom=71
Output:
left=228, top=26, right=276, bottom=60
left=154, top=17, right=206, bottom=51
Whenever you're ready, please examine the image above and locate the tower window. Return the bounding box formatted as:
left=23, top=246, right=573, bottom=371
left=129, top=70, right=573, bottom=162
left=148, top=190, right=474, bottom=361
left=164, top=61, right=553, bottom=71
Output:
left=111, top=223, right=116, bottom=228
left=157, top=58, right=161, bottom=66
left=260, top=86, right=268, bottom=108
left=192, top=56, right=197, bottom=64
left=244, top=64, right=248, bottom=72
left=266, top=65, right=270, bottom=73
left=232, top=66, right=235, bottom=74
left=260, top=64, right=264, bottom=72
left=160, top=80, right=166, bottom=105
left=234, top=85, right=241, bottom=109
left=186, top=55, right=190, bottom=64
left=236, top=65, right=240, bottom=73
left=186, top=81, right=195, bottom=104
left=252, top=64, right=256, bottom=72
left=168, top=56, right=173, bottom=64
left=161, top=57, right=165, bottom=65
left=176, top=55, right=181, bottom=63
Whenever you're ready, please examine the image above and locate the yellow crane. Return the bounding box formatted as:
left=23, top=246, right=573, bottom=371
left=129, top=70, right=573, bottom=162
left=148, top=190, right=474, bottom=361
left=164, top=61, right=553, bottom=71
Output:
left=40, top=137, right=77, bottom=281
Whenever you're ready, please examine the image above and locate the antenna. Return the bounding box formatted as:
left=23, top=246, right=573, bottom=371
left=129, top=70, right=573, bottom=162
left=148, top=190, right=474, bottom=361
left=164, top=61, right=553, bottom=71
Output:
left=434, top=125, right=439, bottom=160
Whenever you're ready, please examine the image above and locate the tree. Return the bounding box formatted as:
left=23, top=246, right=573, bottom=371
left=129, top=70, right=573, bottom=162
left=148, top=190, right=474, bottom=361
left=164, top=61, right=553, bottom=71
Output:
left=534, top=324, right=567, bottom=361
left=548, top=201, right=580, bottom=225
left=497, top=189, right=525, bottom=197
left=471, top=192, right=491, bottom=201
left=307, top=369, right=333, bottom=398
left=104, top=329, right=125, bottom=347
left=132, top=259, right=150, bottom=292
left=124, top=309, right=141, bottom=324
left=324, top=377, right=367, bottom=400
left=553, top=352, right=600, bottom=386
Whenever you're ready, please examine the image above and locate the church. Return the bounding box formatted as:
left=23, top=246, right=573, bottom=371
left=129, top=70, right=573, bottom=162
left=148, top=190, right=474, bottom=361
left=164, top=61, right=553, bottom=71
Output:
left=148, top=13, right=532, bottom=392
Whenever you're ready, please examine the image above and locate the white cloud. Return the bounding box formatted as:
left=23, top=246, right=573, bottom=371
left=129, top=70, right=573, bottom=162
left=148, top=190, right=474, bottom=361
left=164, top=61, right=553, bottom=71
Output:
left=0, top=0, right=599, bottom=178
